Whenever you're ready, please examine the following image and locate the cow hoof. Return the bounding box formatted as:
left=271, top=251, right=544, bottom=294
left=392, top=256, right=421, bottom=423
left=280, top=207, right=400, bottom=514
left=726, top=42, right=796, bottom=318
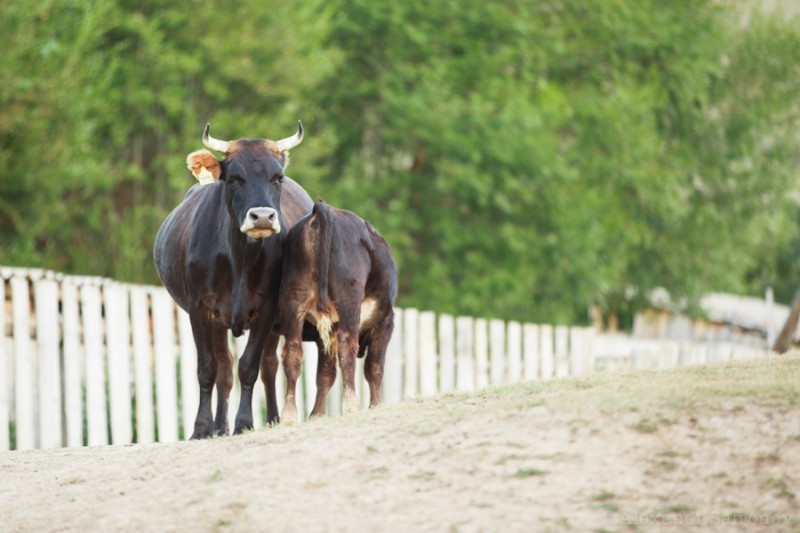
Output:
left=191, top=427, right=214, bottom=440
left=233, top=421, right=253, bottom=435
left=342, top=392, right=360, bottom=415
left=281, top=405, right=298, bottom=425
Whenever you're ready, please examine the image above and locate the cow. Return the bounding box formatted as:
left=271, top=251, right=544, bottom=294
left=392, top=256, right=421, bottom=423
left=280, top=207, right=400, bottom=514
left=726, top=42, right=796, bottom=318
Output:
left=154, top=121, right=313, bottom=438
left=278, top=199, right=397, bottom=422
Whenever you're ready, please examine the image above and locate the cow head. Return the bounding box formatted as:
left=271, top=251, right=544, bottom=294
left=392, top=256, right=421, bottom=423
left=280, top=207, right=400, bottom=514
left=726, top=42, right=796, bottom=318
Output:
left=201, top=121, right=303, bottom=239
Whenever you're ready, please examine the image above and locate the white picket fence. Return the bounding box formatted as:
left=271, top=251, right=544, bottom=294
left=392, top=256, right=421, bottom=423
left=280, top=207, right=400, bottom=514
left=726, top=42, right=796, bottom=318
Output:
left=0, top=266, right=771, bottom=450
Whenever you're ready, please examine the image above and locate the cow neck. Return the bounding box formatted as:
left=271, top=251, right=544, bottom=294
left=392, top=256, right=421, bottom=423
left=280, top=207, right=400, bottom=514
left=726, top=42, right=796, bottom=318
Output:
left=228, top=224, right=266, bottom=278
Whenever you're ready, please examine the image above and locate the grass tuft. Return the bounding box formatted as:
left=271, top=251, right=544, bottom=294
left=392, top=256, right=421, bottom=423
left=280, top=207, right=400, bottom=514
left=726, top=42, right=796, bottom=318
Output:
left=512, top=467, right=547, bottom=478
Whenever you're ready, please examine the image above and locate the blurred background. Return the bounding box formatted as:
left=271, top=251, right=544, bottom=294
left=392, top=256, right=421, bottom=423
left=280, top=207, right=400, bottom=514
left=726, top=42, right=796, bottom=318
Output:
left=1, top=0, right=799, bottom=328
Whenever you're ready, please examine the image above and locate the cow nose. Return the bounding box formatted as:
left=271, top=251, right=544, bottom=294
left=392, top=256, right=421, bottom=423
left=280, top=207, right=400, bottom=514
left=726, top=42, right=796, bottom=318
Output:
left=241, top=207, right=281, bottom=237
left=249, top=208, right=276, bottom=225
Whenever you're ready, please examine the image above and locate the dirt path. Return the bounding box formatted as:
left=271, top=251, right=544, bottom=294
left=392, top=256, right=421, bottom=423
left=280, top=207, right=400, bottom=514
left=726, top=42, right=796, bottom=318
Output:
left=2, top=356, right=799, bottom=532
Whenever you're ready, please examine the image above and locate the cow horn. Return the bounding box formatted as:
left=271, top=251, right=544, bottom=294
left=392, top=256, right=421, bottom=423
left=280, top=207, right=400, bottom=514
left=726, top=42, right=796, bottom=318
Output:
left=274, top=120, right=304, bottom=152
left=202, top=123, right=230, bottom=153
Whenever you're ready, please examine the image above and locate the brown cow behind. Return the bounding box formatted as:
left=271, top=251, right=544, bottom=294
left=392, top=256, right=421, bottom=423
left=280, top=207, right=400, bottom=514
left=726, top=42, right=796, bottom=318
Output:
left=278, top=199, right=397, bottom=422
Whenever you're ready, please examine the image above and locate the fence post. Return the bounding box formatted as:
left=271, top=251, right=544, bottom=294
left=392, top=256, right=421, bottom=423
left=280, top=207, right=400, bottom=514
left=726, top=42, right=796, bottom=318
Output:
left=489, top=319, right=506, bottom=386
left=130, top=287, right=154, bottom=444
left=356, top=350, right=369, bottom=411
left=326, top=364, right=343, bottom=416
left=178, top=309, right=200, bottom=435
left=568, top=327, right=584, bottom=376
left=507, top=321, right=522, bottom=384
left=382, top=308, right=403, bottom=404
left=583, top=327, right=596, bottom=374
left=81, top=282, right=108, bottom=447
left=419, top=311, right=437, bottom=396
left=61, top=281, right=83, bottom=447
left=304, top=341, right=319, bottom=418
left=475, top=318, right=489, bottom=389
left=151, top=289, right=178, bottom=443
left=35, top=278, right=62, bottom=449
left=523, top=324, right=540, bottom=381
left=105, top=283, right=133, bottom=445
left=224, top=336, right=241, bottom=434
left=11, top=276, right=35, bottom=450
left=456, top=316, right=475, bottom=392
left=540, top=325, right=554, bottom=379
left=555, top=325, right=569, bottom=377
left=438, top=314, right=455, bottom=394
left=0, top=278, right=7, bottom=450
left=403, top=308, right=419, bottom=398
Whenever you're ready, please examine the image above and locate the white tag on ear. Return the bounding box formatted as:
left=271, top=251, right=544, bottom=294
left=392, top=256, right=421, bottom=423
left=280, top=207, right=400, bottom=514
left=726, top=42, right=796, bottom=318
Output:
left=198, top=166, right=215, bottom=185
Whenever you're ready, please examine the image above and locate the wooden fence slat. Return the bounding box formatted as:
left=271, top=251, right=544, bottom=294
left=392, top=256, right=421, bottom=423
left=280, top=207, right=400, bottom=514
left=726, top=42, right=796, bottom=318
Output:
left=151, top=289, right=178, bottom=443
left=568, top=327, right=584, bottom=376
left=275, top=336, right=286, bottom=414
left=631, top=349, right=652, bottom=370
left=403, top=308, right=419, bottom=397
left=474, top=318, right=489, bottom=389
left=489, top=319, right=506, bottom=386
left=130, top=288, right=154, bottom=444
left=355, top=354, right=368, bottom=411
left=507, top=321, right=522, bottom=384
left=303, top=342, right=318, bottom=419
left=455, top=316, right=475, bottom=392
left=35, top=279, right=62, bottom=449
left=252, top=339, right=267, bottom=429
left=419, top=311, right=437, bottom=396
left=523, top=324, right=540, bottom=381
left=81, top=283, right=108, bottom=446
left=583, top=327, right=596, bottom=374
left=61, top=283, right=83, bottom=447
left=438, top=314, right=455, bottom=394
left=540, top=325, right=554, bottom=379
left=231, top=333, right=251, bottom=429
left=382, top=308, right=403, bottom=405
left=326, top=365, right=343, bottom=416
left=0, top=279, right=7, bottom=450
left=227, top=336, right=241, bottom=434
left=555, top=325, right=569, bottom=377
left=657, top=340, right=680, bottom=369
left=105, top=284, right=133, bottom=445
left=12, top=277, right=35, bottom=450
left=178, top=309, right=200, bottom=436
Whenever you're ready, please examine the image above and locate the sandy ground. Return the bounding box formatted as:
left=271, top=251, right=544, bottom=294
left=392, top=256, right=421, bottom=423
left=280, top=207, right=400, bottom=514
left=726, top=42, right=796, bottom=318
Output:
left=1, top=356, right=799, bottom=533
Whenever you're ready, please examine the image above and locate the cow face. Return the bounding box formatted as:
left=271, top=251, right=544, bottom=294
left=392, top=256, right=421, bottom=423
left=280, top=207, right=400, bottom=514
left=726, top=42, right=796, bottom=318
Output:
left=201, top=122, right=303, bottom=240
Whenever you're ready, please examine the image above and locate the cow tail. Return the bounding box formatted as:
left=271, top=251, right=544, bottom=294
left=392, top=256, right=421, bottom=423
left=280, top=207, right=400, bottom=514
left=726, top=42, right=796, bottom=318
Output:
left=314, top=199, right=335, bottom=356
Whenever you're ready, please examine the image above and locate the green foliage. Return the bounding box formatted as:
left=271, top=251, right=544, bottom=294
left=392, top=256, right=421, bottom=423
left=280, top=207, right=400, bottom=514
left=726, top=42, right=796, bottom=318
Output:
left=2, top=0, right=800, bottom=324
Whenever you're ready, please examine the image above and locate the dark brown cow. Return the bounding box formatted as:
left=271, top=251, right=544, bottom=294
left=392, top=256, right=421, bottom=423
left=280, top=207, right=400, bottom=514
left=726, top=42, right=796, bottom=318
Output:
left=278, top=199, right=397, bottom=421
left=154, top=122, right=313, bottom=438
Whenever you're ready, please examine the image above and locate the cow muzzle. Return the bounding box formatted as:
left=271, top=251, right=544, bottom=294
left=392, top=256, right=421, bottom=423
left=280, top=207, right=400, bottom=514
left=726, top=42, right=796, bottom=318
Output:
left=240, top=207, right=281, bottom=239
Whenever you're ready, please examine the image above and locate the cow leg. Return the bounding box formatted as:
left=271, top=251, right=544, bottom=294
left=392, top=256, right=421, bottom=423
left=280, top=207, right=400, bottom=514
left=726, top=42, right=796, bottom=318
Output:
left=280, top=316, right=304, bottom=425
left=310, top=339, right=336, bottom=418
left=364, top=313, right=394, bottom=407
left=189, top=315, right=219, bottom=439
left=260, top=333, right=281, bottom=426
left=337, top=327, right=360, bottom=415
left=234, top=308, right=278, bottom=435
left=213, top=335, right=234, bottom=436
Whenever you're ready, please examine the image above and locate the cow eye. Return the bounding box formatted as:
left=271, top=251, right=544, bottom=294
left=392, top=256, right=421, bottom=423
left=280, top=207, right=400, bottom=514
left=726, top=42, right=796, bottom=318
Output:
left=228, top=175, right=244, bottom=186
left=273, top=173, right=284, bottom=183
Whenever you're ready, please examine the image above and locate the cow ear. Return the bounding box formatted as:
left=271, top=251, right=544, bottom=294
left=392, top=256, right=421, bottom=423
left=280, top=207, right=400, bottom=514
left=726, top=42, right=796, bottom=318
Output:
left=186, top=149, right=222, bottom=184
left=278, top=150, right=290, bottom=169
